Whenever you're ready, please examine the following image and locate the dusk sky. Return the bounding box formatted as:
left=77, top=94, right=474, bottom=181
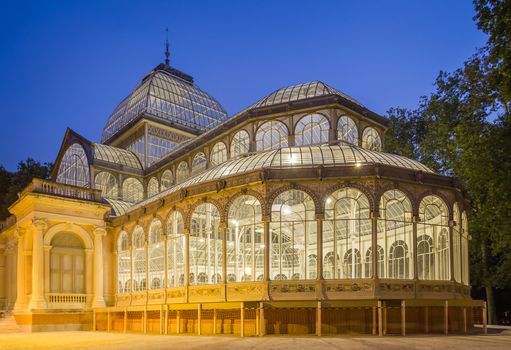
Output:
left=0, top=0, right=486, bottom=171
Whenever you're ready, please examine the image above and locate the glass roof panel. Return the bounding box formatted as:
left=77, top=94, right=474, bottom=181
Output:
left=93, top=143, right=143, bottom=170
left=101, top=67, right=228, bottom=143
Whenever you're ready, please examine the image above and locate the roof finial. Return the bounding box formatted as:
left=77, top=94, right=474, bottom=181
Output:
left=164, top=27, right=170, bottom=66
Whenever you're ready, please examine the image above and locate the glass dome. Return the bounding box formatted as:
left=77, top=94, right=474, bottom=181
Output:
left=101, top=64, right=228, bottom=143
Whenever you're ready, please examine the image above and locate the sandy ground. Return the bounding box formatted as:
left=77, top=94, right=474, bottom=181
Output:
left=1, top=331, right=511, bottom=350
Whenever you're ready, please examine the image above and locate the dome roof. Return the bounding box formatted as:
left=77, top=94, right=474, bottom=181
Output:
left=124, top=143, right=433, bottom=215
left=101, top=64, right=228, bottom=143
left=247, top=81, right=365, bottom=110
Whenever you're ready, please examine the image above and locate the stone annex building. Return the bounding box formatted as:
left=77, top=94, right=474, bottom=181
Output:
left=0, top=54, right=484, bottom=335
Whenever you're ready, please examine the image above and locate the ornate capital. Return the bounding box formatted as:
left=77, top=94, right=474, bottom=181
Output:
left=32, top=218, right=48, bottom=232
left=93, top=227, right=107, bottom=237
left=15, top=227, right=26, bottom=238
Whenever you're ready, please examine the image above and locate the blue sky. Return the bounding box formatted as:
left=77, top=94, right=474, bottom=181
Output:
left=0, top=0, right=486, bottom=171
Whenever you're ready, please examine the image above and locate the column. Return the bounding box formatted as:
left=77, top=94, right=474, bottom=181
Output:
left=14, top=229, right=25, bottom=310
left=263, top=218, right=270, bottom=281
left=43, top=245, right=51, bottom=296
left=371, top=212, right=379, bottom=278
left=316, top=216, right=323, bottom=281
left=4, top=242, right=15, bottom=310
left=220, top=223, right=227, bottom=287
left=85, top=249, right=93, bottom=306
left=401, top=300, right=406, bottom=336
left=92, top=227, right=107, bottom=308
left=412, top=216, right=418, bottom=280
left=29, top=219, right=47, bottom=310
left=449, top=220, right=455, bottom=281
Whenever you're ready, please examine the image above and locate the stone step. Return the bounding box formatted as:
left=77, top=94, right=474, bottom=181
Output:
left=0, top=315, right=22, bottom=333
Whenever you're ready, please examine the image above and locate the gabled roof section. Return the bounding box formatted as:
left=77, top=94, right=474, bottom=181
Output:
left=50, top=128, right=143, bottom=180
left=101, top=64, right=229, bottom=144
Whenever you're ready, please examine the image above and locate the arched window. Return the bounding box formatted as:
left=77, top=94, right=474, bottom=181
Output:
left=294, top=113, right=329, bottom=146
left=210, top=142, right=228, bottom=166
left=160, top=169, right=173, bottom=190
left=453, top=203, right=462, bottom=283
left=132, top=226, right=146, bottom=291
left=389, top=240, right=409, bottom=279
left=189, top=203, right=222, bottom=285
left=323, top=252, right=339, bottom=280
left=323, top=188, right=370, bottom=279
left=50, top=232, right=85, bottom=294
left=147, top=177, right=159, bottom=198
left=417, top=235, right=434, bottom=279
left=227, top=195, right=263, bottom=282
left=94, top=172, right=118, bottom=199
left=231, top=130, right=250, bottom=157
left=343, top=248, right=362, bottom=278
left=337, top=116, right=359, bottom=145
left=361, top=127, right=382, bottom=151
left=148, top=219, right=164, bottom=290
left=117, top=231, right=130, bottom=293
left=167, top=211, right=185, bottom=288
left=364, top=246, right=384, bottom=278
left=378, top=190, right=413, bottom=279
left=122, top=177, right=143, bottom=203
left=191, top=152, right=207, bottom=175
left=418, top=195, right=450, bottom=280
left=176, top=161, right=189, bottom=184
left=270, top=190, right=316, bottom=280
left=56, top=143, right=90, bottom=188
left=256, top=120, right=288, bottom=151
left=461, top=211, right=469, bottom=285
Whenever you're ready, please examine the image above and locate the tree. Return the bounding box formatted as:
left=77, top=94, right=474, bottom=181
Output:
left=0, top=159, right=52, bottom=220
left=384, top=0, right=511, bottom=324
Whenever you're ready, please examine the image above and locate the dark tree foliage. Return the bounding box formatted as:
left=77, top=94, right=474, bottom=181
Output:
left=0, top=159, right=52, bottom=220
left=385, top=0, right=511, bottom=324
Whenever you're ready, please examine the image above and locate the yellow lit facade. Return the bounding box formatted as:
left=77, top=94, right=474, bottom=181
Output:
left=0, top=61, right=483, bottom=335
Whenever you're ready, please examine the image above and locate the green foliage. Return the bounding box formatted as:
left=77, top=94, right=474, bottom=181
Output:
left=0, top=159, right=52, bottom=220
left=385, top=0, right=511, bottom=291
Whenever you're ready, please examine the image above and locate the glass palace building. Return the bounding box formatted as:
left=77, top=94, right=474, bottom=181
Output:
left=0, top=58, right=483, bottom=335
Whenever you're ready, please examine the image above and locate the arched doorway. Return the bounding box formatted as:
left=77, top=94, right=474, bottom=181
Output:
left=50, top=232, right=85, bottom=294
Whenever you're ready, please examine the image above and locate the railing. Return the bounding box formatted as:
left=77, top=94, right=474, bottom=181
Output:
left=47, top=293, right=88, bottom=304
left=46, top=293, right=89, bottom=310
left=23, top=178, right=103, bottom=202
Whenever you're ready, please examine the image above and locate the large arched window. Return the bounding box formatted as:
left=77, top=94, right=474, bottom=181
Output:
left=176, top=161, right=189, bottom=184
left=323, top=188, right=371, bottom=279
left=56, top=143, right=90, bottom=188
left=337, top=116, right=359, bottom=145
left=191, top=152, right=207, bottom=175
left=365, top=245, right=384, bottom=279
left=270, top=190, right=316, bottom=280
left=148, top=219, right=164, bottom=289
left=461, top=211, right=469, bottom=285
left=343, top=248, right=362, bottom=278
left=227, top=195, right=264, bottom=282
left=418, top=195, right=450, bottom=280
left=388, top=240, right=409, bottom=279
left=378, top=190, right=413, bottom=279
left=167, top=211, right=185, bottom=288
left=50, top=232, right=85, bottom=294
left=294, top=113, right=329, bottom=146
left=122, top=178, right=143, bottom=203
left=132, top=226, right=146, bottom=291
left=453, top=203, right=462, bottom=283
left=189, top=203, right=222, bottom=285
left=117, top=231, right=130, bottom=293
left=147, top=177, right=159, bottom=198
left=417, top=234, right=434, bottom=279
left=210, top=142, right=228, bottom=166
left=256, top=121, right=288, bottom=151
left=230, top=130, right=250, bottom=158
left=94, top=172, right=118, bottom=199
left=160, top=169, right=173, bottom=190
left=361, top=127, right=382, bottom=151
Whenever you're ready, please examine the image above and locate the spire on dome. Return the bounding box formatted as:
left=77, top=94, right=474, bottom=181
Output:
left=164, top=27, right=170, bottom=66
